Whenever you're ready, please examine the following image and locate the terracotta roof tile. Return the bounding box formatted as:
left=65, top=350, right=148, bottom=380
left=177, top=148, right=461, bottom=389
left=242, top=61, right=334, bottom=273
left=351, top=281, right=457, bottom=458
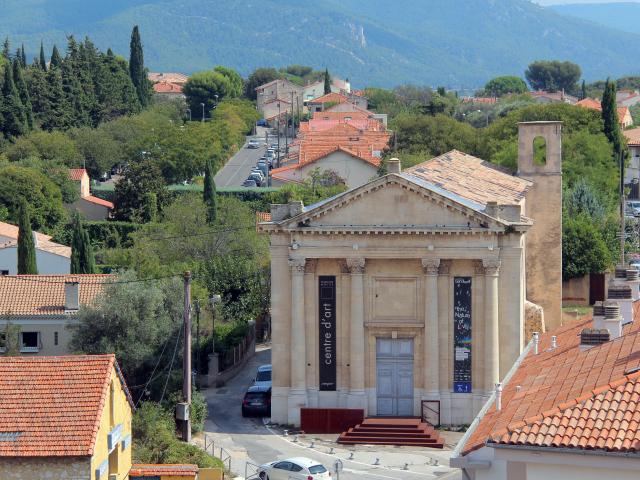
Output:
left=0, top=274, right=111, bottom=316
left=0, top=354, right=119, bottom=457
left=308, top=92, right=349, bottom=104
left=147, top=72, right=189, bottom=84
left=404, top=150, right=532, bottom=207
left=461, top=301, right=640, bottom=455
left=576, top=98, right=602, bottom=111
left=83, top=195, right=114, bottom=209
left=130, top=464, right=198, bottom=476
left=153, top=82, right=183, bottom=94
left=68, top=168, right=87, bottom=181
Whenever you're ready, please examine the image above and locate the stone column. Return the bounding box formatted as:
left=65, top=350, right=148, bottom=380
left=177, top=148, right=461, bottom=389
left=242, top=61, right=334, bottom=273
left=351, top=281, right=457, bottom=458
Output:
left=346, top=257, right=366, bottom=410
left=472, top=260, right=487, bottom=409
left=437, top=260, right=452, bottom=425
left=422, top=258, right=440, bottom=399
left=304, top=259, right=318, bottom=407
left=483, top=259, right=501, bottom=392
left=288, top=257, right=307, bottom=424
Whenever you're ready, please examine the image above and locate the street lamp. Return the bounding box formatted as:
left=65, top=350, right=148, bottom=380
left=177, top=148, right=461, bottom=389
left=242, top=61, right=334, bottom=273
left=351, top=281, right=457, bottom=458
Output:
left=477, top=109, right=489, bottom=127
left=200, top=102, right=205, bottom=122
left=209, top=294, right=221, bottom=354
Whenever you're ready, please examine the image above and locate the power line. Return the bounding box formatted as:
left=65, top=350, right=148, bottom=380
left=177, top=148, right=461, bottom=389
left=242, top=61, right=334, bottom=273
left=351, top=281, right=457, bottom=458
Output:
left=133, top=326, right=176, bottom=407
left=160, top=317, right=184, bottom=404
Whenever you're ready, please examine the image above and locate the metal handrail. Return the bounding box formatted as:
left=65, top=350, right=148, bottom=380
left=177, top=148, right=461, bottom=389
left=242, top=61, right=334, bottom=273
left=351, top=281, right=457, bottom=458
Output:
left=244, top=461, right=262, bottom=480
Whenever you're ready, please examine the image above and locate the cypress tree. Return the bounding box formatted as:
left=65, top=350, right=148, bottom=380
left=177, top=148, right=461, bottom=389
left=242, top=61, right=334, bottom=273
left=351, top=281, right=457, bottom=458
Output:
left=2, top=37, right=10, bottom=60
left=17, top=201, right=38, bottom=275
left=581, top=80, right=586, bottom=100
left=129, top=25, right=152, bottom=107
left=42, top=68, right=72, bottom=131
left=95, top=49, right=140, bottom=123
left=24, top=64, right=48, bottom=123
left=70, top=214, right=95, bottom=274
left=50, top=45, right=62, bottom=69
left=13, top=60, right=33, bottom=130
left=203, top=158, right=217, bottom=224
left=1, top=64, right=27, bottom=137
left=62, top=37, right=91, bottom=127
left=602, top=79, right=622, bottom=155
left=323, top=68, right=331, bottom=95
left=39, top=41, right=47, bottom=71
left=20, top=44, right=26, bottom=68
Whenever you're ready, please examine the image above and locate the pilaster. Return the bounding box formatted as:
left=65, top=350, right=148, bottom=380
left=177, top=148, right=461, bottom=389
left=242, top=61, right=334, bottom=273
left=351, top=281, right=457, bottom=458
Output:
left=346, top=257, right=366, bottom=411
left=422, top=258, right=440, bottom=399
left=483, top=259, right=501, bottom=392
left=288, top=257, right=307, bottom=424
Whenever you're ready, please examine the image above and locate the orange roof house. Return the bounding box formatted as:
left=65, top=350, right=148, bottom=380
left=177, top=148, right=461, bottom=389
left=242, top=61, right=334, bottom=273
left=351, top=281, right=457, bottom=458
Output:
left=67, top=168, right=114, bottom=220
left=453, top=286, right=640, bottom=478
left=130, top=464, right=198, bottom=478
left=147, top=72, right=189, bottom=85
left=152, top=81, right=184, bottom=96
left=0, top=274, right=111, bottom=355
left=576, top=98, right=634, bottom=128
left=0, top=354, right=134, bottom=479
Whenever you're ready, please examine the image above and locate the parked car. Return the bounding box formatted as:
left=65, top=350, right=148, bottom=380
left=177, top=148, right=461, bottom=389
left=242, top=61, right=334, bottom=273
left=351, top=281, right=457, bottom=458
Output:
left=257, top=119, right=268, bottom=127
left=241, top=385, right=271, bottom=417
left=630, top=259, right=640, bottom=271
left=256, top=162, right=268, bottom=177
left=242, top=178, right=258, bottom=187
left=248, top=173, right=263, bottom=186
left=247, top=139, right=261, bottom=149
left=258, top=457, right=330, bottom=480
left=253, top=364, right=272, bottom=389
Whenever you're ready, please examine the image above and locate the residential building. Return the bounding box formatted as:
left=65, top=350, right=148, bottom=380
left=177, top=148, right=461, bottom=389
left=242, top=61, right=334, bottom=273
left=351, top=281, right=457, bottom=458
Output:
left=0, top=354, right=133, bottom=480
left=529, top=90, right=578, bottom=105
left=256, top=78, right=303, bottom=119
left=148, top=72, right=189, bottom=85
left=0, top=274, right=111, bottom=355
left=617, top=89, right=640, bottom=107
left=575, top=98, right=634, bottom=128
left=452, top=274, right=640, bottom=480
left=68, top=169, right=114, bottom=220
left=461, top=97, right=498, bottom=105
left=257, top=121, right=562, bottom=427
left=152, top=81, right=186, bottom=100
left=307, top=92, right=368, bottom=113
left=303, top=76, right=351, bottom=102
left=325, top=102, right=387, bottom=126
left=0, top=221, right=70, bottom=275
left=624, top=128, right=640, bottom=191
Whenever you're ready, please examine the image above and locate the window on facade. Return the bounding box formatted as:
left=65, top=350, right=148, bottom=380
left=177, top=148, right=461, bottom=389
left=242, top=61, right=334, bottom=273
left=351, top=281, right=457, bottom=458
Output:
left=54, top=331, right=58, bottom=346
left=20, top=332, right=39, bottom=352
left=0, top=270, right=8, bottom=276
left=0, top=332, right=5, bottom=352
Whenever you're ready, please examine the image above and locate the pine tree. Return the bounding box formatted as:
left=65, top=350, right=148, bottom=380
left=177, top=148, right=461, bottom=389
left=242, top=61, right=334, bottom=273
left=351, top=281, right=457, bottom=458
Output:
left=17, top=201, right=37, bottom=275
left=94, top=49, right=140, bottom=122
left=42, top=68, right=72, bottom=131
left=24, top=64, right=48, bottom=124
left=129, top=25, right=152, bottom=108
left=13, top=60, right=33, bottom=130
left=2, top=37, right=10, bottom=60
left=602, top=79, right=622, bottom=155
left=203, top=158, right=217, bottom=224
left=62, top=36, right=91, bottom=127
left=323, top=68, right=331, bottom=95
left=39, top=41, right=47, bottom=71
left=1, top=64, right=27, bottom=137
left=50, top=45, right=62, bottom=69
left=70, top=214, right=95, bottom=274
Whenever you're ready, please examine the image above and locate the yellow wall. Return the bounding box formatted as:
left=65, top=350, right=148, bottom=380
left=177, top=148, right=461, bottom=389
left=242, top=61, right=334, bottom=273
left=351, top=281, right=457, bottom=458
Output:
left=199, top=468, right=224, bottom=480
left=90, top=366, right=133, bottom=480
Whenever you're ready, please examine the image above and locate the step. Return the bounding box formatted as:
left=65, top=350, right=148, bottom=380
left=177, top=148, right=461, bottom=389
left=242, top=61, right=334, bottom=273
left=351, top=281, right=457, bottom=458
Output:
left=352, top=426, right=435, bottom=434
left=337, top=438, right=444, bottom=448
left=343, top=430, right=437, bottom=439
left=361, top=418, right=422, bottom=428
left=339, top=434, right=442, bottom=443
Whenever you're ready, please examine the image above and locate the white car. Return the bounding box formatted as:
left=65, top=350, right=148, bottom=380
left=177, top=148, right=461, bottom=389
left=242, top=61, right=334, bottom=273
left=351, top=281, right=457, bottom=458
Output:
left=253, top=364, right=272, bottom=389
left=258, top=457, right=331, bottom=480
left=247, top=139, right=261, bottom=149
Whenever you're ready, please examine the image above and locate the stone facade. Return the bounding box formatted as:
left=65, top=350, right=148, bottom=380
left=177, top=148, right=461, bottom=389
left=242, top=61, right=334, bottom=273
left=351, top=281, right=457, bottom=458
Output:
left=0, top=457, right=90, bottom=480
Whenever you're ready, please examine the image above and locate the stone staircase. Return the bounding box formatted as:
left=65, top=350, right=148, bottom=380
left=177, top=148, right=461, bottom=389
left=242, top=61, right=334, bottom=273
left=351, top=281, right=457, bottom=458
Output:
left=337, top=417, right=444, bottom=448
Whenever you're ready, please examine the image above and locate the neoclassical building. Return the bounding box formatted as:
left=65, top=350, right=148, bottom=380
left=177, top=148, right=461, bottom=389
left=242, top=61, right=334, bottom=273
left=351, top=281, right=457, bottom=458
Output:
left=258, top=122, right=562, bottom=426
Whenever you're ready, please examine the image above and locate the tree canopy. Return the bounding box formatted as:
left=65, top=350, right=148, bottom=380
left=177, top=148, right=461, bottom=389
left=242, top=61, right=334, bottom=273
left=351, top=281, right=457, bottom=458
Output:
left=183, top=67, right=242, bottom=120
left=483, top=76, right=528, bottom=97
left=524, top=60, right=581, bottom=93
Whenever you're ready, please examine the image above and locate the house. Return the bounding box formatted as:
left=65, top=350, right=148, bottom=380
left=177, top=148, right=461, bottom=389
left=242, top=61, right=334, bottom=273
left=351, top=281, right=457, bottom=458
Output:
left=0, top=274, right=111, bottom=355
left=624, top=128, right=640, bottom=193
left=0, top=354, right=133, bottom=480
left=529, top=90, right=578, bottom=105
left=451, top=271, right=640, bottom=480
left=576, top=99, right=634, bottom=128
left=461, top=97, right=498, bottom=105
left=307, top=92, right=368, bottom=113
left=0, top=221, right=70, bottom=275
left=152, top=81, right=186, bottom=100
left=148, top=72, right=189, bottom=85
left=68, top=169, right=114, bottom=220
left=617, top=89, right=640, bottom=107
left=257, top=121, right=562, bottom=427
left=303, top=76, right=351, bottom=102
left=256, top=79, right=303, bottom=119
left=324, top=102, right=387, bottom=126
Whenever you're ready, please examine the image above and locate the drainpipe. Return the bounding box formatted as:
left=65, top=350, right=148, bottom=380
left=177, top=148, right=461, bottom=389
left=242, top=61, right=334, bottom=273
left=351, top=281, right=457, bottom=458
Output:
left=495, top=383, right=503, bottom=411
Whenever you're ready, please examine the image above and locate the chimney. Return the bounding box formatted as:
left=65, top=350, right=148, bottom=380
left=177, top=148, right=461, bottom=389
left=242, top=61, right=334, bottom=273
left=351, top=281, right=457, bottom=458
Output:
left=550, top=335, right=557, bottom=349
left=593, top=301, right=605, bottom=330
left=580, top=328, right=610, bottom=350
left=603, top=301, right=623, bottom=339
left=495, top=383, right=503, bottom=411
left=387, top=158, right=401, bottom=174
left=533, top=331, right=540, bottom=355
left=626, top=269, right=640, bottom=300
left=64, top=281, right=80, bottom=311
left=607, top=283, right=633, bottom=325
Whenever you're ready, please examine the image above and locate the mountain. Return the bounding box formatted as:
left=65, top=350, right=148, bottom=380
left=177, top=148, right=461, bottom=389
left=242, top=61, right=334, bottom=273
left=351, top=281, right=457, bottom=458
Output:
left=3, top=0, right=640, bottom=88
left=550, top=2, right=640, bottom=34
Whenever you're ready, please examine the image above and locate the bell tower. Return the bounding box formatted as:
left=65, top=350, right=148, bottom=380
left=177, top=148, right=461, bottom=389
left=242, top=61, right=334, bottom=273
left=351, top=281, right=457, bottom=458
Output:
left=517, top=121, right=563, bottom=330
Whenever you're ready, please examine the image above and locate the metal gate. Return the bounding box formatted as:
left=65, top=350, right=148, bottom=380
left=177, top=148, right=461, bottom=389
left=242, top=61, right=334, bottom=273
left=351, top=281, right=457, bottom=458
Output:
left=376, top=338, right=414, bottom=416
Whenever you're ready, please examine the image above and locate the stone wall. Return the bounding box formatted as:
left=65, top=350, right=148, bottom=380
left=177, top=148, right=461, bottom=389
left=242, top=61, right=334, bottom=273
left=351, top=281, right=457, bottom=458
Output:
left=525, top=300, right=545, bottom=341
left=0, top=457, right=89, bottom=480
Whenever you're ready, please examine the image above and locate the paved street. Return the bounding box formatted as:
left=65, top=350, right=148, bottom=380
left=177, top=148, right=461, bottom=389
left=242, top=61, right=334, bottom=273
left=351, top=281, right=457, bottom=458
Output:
left=198, top=346, right=462, bottom=480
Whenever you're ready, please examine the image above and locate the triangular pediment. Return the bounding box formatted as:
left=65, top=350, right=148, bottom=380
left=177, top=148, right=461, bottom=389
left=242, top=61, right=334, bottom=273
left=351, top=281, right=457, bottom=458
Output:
left=278, top=175, right=511, bottom=232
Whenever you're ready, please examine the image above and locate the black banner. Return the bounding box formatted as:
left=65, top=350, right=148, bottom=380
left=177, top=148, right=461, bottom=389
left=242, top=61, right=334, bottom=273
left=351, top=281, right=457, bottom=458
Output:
left=453, top=277, right=472, bottom=393
left=319, top=276, right=337, bottom=391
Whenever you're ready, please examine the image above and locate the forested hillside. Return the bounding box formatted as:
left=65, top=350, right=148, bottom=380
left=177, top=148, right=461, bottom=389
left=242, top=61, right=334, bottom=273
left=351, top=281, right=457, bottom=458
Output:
left=2, top=0, right=640, bottom=87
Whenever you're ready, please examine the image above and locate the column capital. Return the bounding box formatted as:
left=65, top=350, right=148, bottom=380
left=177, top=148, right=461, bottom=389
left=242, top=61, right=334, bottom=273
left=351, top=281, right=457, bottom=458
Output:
left=346, top=257, right=366, bottom=274
left=288, top=257, right=306, bottom=274
left=482, top=259, right=501, bottom=276
left=338, top=259, right=350, bottom=274
left=304, top=258, right=318, bottom=274
left=473, top=260, right=486, bottom=276
left=421, top=258, right=440, bottom=276
left=438, top=259, right=452, bottom=276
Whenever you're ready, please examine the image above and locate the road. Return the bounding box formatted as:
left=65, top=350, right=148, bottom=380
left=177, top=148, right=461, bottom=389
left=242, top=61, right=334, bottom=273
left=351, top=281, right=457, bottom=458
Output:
left=199, top=346, right=461, bottom=480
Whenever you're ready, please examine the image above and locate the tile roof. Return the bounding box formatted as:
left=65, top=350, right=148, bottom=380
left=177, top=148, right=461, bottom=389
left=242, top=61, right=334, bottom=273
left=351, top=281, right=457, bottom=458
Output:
left=624, top=127, right=640, bottom=146
left=82, top=195, right=114, bottom=209
left=147, top=72, right=189, bottom=84
left=68, top=168, right=88, bottom=181
left=256, top=212, right=272, bottom=223
left=461, top=97, right=498, bottom=104
left=0, top=354, right=119, bottom=457
left=461, top=301, right=640, bottom=455
left=0, top=222, right=71, bottom=258
left=153, top=82, right=183, bottom=94
left=404, top=150, right=532, bottom=207
left=0, top=274, right=111, bottom=316
left=130, top=464, right=198, bottom=476
left=308, top=92, right=350, bottom=105
left=576, top=98, right=602, bottom=111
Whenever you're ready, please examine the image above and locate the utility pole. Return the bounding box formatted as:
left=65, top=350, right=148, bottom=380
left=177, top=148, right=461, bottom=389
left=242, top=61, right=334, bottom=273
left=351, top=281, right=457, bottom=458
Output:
left=621, top=149, right=626, bottom=266
left=277, top=102, right=281, bottom=169
left=284, top=100, right=289, bottom=156
left=194, top=299, right=201, bottom=378
left=180, top=271, right=192, bottom=442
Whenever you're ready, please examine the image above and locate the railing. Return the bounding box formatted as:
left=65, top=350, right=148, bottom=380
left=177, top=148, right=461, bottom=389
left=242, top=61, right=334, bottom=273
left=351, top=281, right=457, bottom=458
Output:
left=421, top=400, right=440, bottom=427
left=244, top=461, right=262, bottom=480
left=204, top=434, right=232, bottom=475
left=218, top=324, right=255, bottom=373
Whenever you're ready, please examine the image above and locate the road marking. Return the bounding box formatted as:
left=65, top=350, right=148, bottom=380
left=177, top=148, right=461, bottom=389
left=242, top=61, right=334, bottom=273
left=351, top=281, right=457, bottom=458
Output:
left=261, top=419, right=438, bottom=479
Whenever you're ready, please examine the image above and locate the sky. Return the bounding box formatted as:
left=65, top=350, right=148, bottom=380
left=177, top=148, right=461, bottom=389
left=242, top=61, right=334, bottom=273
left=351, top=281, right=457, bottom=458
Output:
left=535, top=0, right=640, bottom=4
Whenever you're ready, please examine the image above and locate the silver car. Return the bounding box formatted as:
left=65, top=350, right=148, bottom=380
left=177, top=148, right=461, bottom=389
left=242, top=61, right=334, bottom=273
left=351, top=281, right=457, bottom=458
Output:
left=259, top=457, right=330, bottom=480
